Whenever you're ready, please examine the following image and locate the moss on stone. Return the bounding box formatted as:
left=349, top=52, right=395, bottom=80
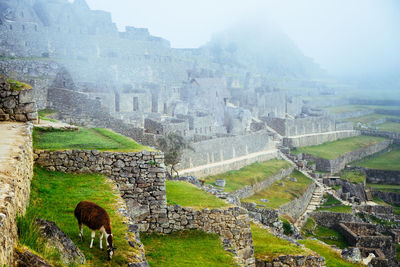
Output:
left=7, top=78, right=33, bottom=91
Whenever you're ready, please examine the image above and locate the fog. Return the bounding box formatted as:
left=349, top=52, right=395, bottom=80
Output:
left=84, top=0, right=400, bottom=77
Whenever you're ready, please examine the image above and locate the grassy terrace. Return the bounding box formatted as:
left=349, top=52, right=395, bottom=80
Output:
left=340, top=171, right=366, bottom=184
left=33, top=127, right=151, bottom=152
left=377, top=122, right=400, bottom=133
left=166, top=181, right=230, bottom=209
left=205, top=159, right=291, bottom=193
left=357, top=145, right=400, bottom=171
left=316, top=194, right=352, bottom=213
left=241, top=170, right=313, bottom=209
left=369, top=184, right=400, bottom=193
left=141, top=230, right=236, bottom=267
left=291, top=136, right=386, bottom=160
left=251, top=223, right=312, bottom=261
left=301, top=218, right=349, bottom=249
left=18, top=167, right=138, bottom=266
left=299, top=240, right=361, bottom=267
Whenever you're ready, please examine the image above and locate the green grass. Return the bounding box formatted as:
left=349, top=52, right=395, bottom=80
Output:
left=38, top=109, right=58, bottom=122
left=18, top=166, right=139, bottom=266
left=341, top=171, right=366, bottom=184
left=345, top=113, right=400, bottom=124
left=357, top=145, right=400, bottom=171
left=299, top=239, right=361, bottom=267
left=291, top=136, right=386, bottom=160
left=320, top=194, right=342, bottom=207
left=166, top=181, right=230, bottom=209
left=141, top=230, right=236, bottom=267
left=7, top=78, right=32, bottom=90
left=241, top=170, right=313, bottom=209
left=205, top=159, right=291, bottom=193
left=377, top=122, right=400, bottom=133
left=301, top=218, right=349, bottom=249
left=316, top=205, right=352, bottom=213
left=33, top=127, right=151, bottom=152
left=251, top=223, right=312, bottom=261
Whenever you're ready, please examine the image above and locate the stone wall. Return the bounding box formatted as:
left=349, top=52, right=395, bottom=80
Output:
left=361, top=129, right=400, bottom=144
left=283, top=130, right=359, bottom=148
left=0, top=77, right=37, bottom=122
left=178, top=131, right=275, bottom=170
left=232, top=167, right=294, bottom=199
left=310, top=211, right=363, bottom=229
left=366, top=169, right=400, bottom=185
left=278, top=182, right=316, bottom=221
left=303, top=140, right=392, bottom=174
left=0, top=123, right=34, bottom=266
left=34, top=149, right=166, bottom=230
left=241, top=202, right=281, bottom=228
left=150, top=205, right=255, bottom=266
left=331, top=109, right=374, bottom=121
left=373, top=191, right=400, bottom=205
left=255, top=255, right=325, bottom=267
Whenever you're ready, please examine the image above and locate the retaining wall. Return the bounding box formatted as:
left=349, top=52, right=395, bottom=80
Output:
left=366, top=169, right=400, bottom=185
left=278, top=182, right=316, bottom=221
left=303, top=140, right=392, bottom=174
left=150, top=205, right=255, bottom=266
left=241, top=202, right=281, bottom=229
left=0, top=77, right=37, bottom=122
left=34, top=149, right=166, bottom=230
left=373, top=191, right=400, bottom=205
left=310, top=211, right=363, bottom=229
left=361, top=129, right=400, bottom=144
left=283, top=130, right=359, bottom=148
left=0, top=123, right=34, bottom=266
left=255, top=255, right=325, bottom=267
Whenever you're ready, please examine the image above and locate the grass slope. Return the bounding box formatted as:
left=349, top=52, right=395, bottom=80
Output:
left=357, top=145, right=400, bottom=171
left=291, top=136, right=386, bottom=160
left=18, top=166, right=138, bottom=266
left=251, top=223, right=311, bottom=261
left=205, top=159, right=291, bottom=193
left=377, top=122, right=400, bottom=133
left=299, top=239, right=361, bottom=267
left=301, top=218, right=349, bottom=249
left=316, top=205, right=352, bottom=213
left=166, top=181, right=230, bottom=209
left=141, top=230, right=236, bottom=267
left=33, top=127, right=150, bottom=152
left=341, top=171, right=366, bottom=184
left=324, top=105, right=399, bottom=114
left=345, top=113, right=400, bottom=124
left=241, top=170, right=313, bottom=209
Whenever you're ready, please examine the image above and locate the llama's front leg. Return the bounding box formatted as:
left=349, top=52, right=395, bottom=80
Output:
left=99, top=231, right=104, bottom=250
left=90, top=230, right=95, bottom=248
left=78, top=224, right=83, bottom=241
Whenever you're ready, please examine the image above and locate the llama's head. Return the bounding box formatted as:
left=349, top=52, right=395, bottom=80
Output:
left=107, top=235, right=116, bottom=260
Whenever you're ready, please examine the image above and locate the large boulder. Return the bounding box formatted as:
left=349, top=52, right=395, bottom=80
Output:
left=13, top=247, right=52, bottom=267
left=36, top=219, right=86, bottom=265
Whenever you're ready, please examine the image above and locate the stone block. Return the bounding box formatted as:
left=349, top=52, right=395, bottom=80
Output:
left=15, top=114, right=27, bottom=122
left=19, top=89, right=34, bottom=104
left=0, top=114, right=10, bottom=121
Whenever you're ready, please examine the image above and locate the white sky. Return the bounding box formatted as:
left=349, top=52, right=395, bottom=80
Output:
left=82, top=0, right=400, bottom=75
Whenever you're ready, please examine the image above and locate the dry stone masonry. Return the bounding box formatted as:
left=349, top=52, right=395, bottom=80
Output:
left=0, top=122, right=34, bottom=266
left=0, top=77, right=37, bottom=122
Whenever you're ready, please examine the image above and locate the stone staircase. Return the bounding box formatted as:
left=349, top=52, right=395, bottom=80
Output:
left=294, top=184, right=324, bottom=229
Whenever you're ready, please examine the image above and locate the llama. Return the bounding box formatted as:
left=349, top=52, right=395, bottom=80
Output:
left=362, top=253, right=376, bottom=265
left=74, top=201, right=116, bottom=260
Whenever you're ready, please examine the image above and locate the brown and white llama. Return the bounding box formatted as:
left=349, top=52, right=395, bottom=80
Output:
left=74, top=201, right=116, bottom=260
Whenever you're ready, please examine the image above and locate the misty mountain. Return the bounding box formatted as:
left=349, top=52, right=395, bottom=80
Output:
left=203, top=23, right=325, bottom=79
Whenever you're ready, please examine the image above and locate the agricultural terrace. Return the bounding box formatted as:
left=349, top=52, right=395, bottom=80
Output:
left=357, top=145, right=400, bottom=171
left=345, top=113, right=400, bottom=125
left=324, top=104, right=399, bottom=114
left=241, top=170, right=312, bottom=209
left=376, top=122, right=400, bottom=133
left=141, top=230, right=236, bottom=267
left=205, top=159, right=291, bottom=193
left=18, top=166, right=139, bottom=266
left=166, top=180, right=230, bottom=209
left=291, top=136, right=386, bottom=160
left=250, top=223, right=313, bottom=261
left=33, top=127, right=151, bottom=152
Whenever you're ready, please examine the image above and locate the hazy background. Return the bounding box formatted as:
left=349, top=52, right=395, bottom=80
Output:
left=82, top=0, right=400, bottom=78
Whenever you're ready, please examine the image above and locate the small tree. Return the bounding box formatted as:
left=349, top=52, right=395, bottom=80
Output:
left=158, top=132, right=193, bottom=177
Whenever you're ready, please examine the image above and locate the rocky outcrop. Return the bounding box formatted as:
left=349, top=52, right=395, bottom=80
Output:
left=0, top=77, right=37, bottom=122
left=35, top=219, right=85, bottom=265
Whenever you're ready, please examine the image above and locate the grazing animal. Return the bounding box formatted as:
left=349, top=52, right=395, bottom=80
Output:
left=362, top=253, right=376, bottom=265
left=74, top=201, right=116, bottom=260
left=199, top=179, right=205, bottom=186
left=296, top=162, right=304, bottom=170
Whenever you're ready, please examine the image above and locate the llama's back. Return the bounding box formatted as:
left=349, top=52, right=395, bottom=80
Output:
left=74, top=201, right=110, bottom=230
